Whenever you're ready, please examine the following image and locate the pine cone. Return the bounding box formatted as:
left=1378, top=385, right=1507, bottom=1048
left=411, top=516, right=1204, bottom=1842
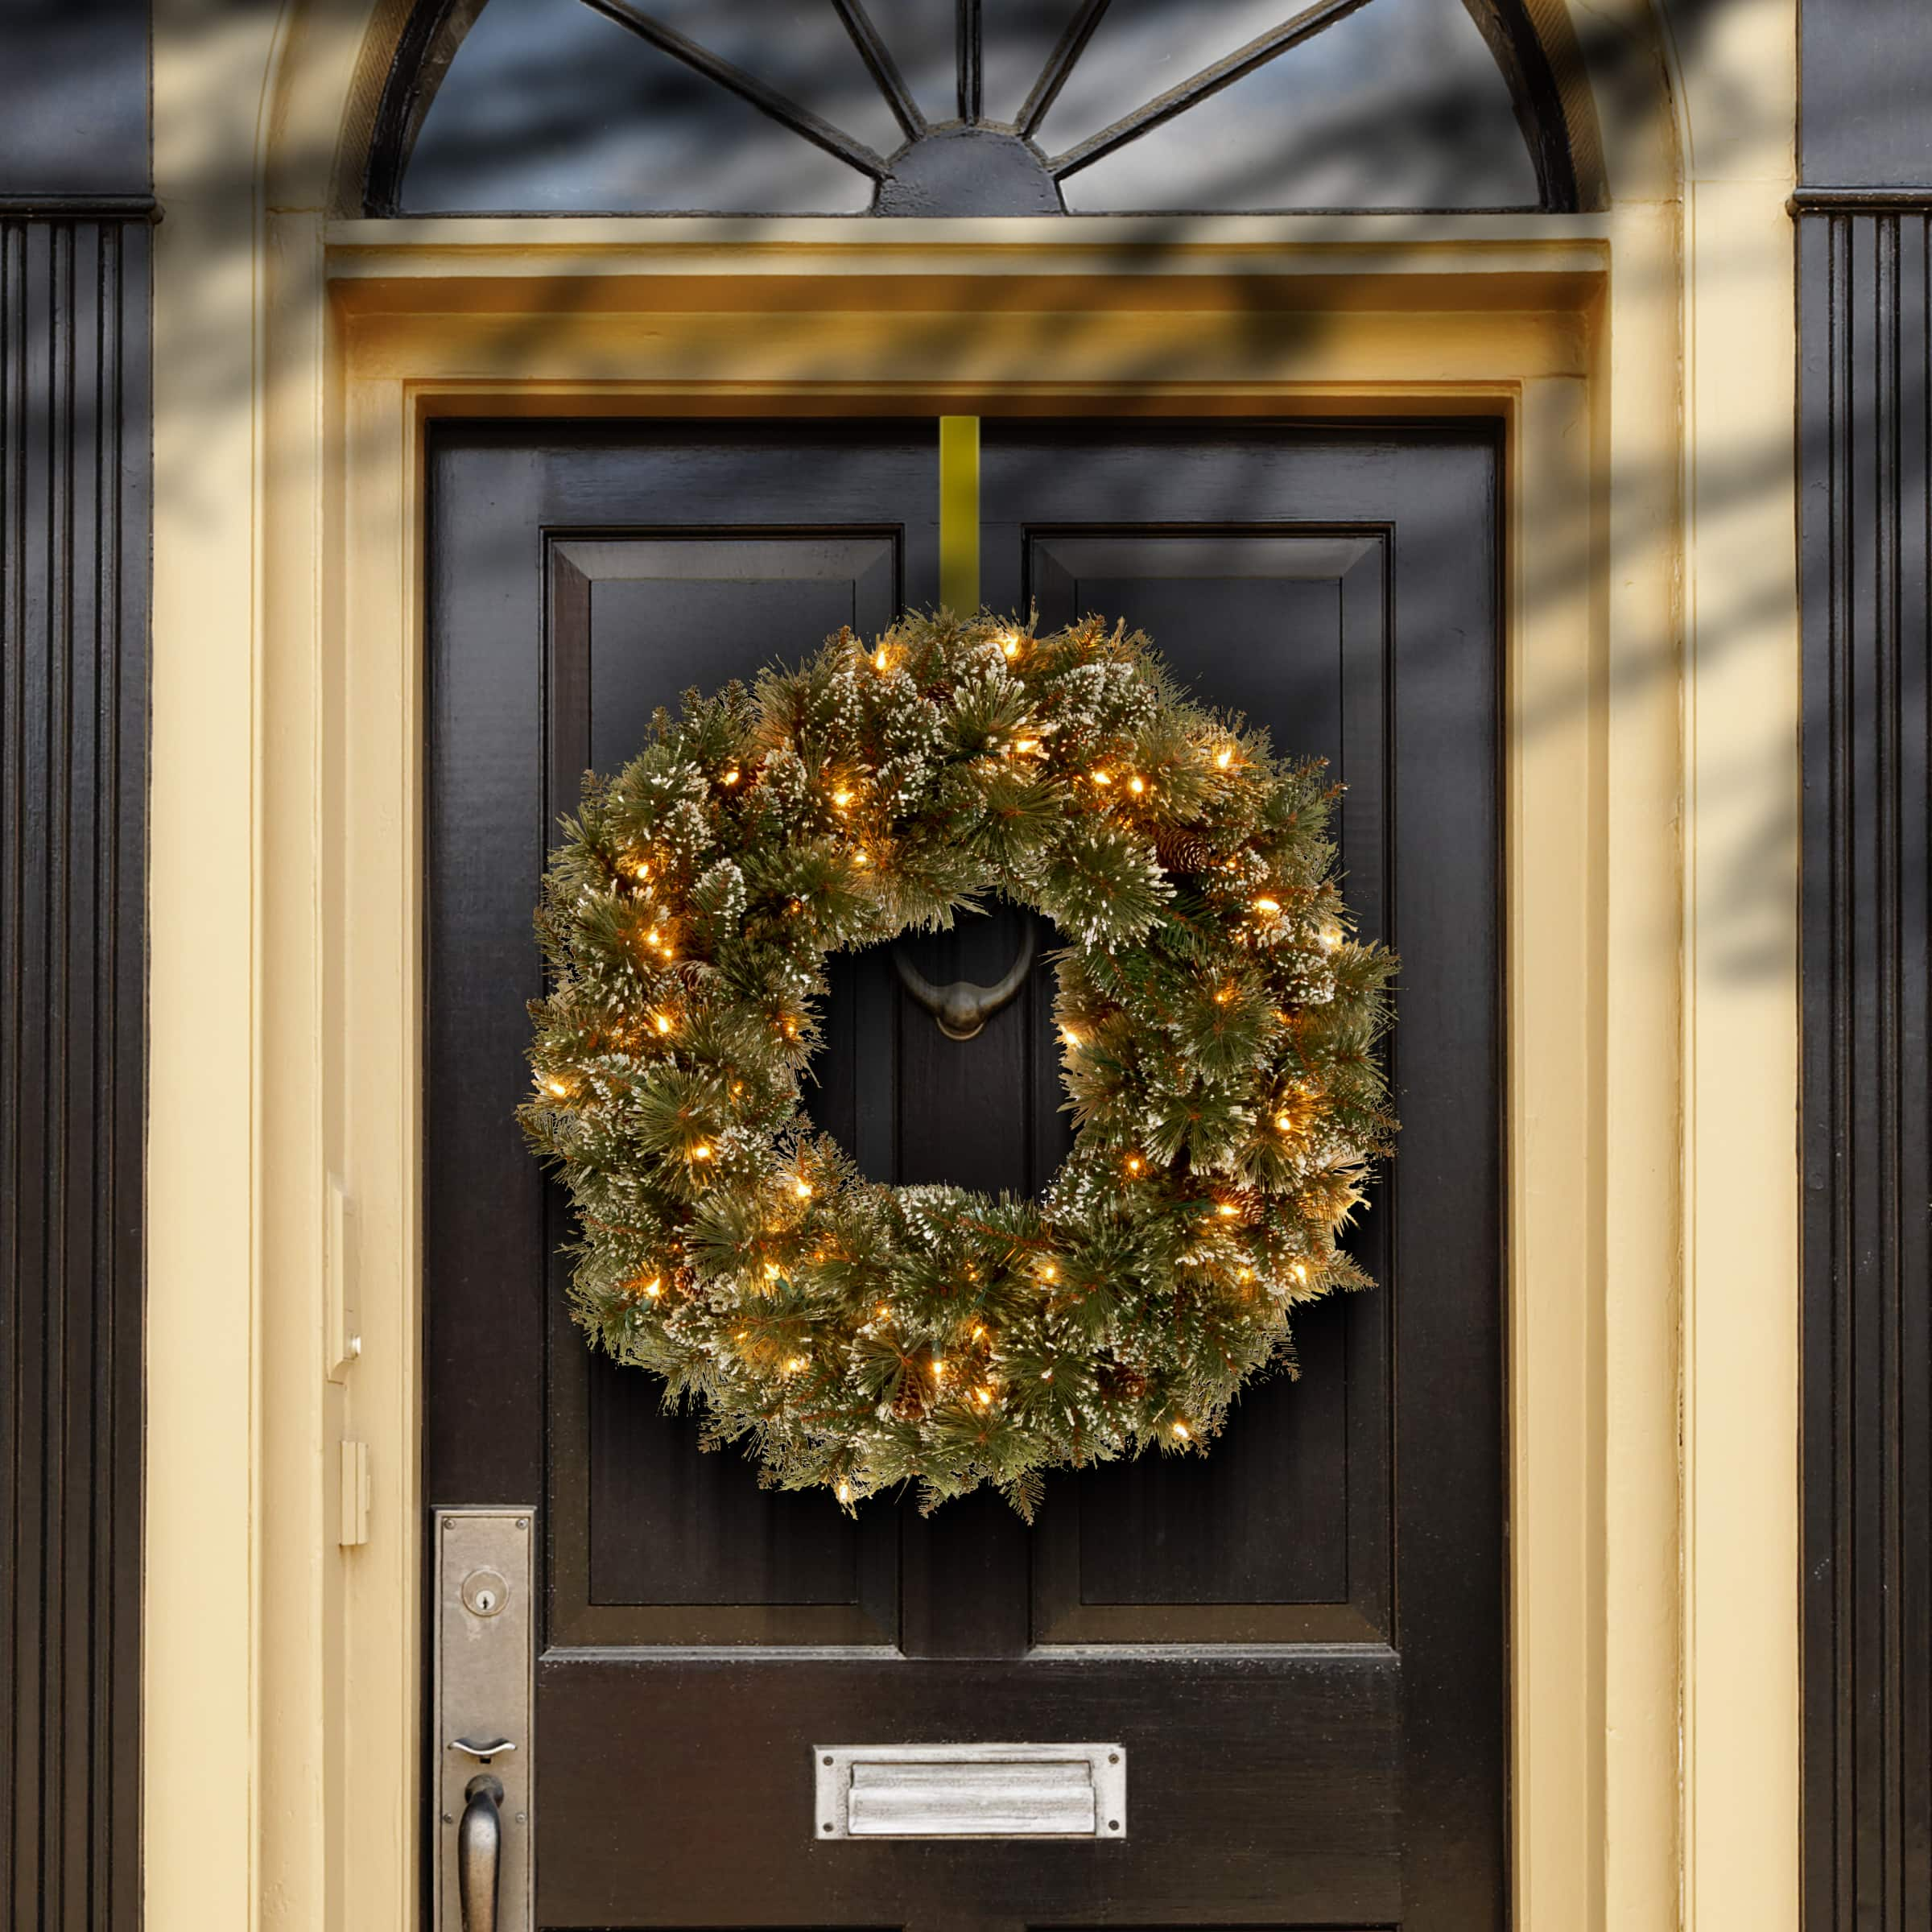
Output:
left=1098, top=1361, right=1149, bottom=1402
left=1153, top=824, right=1216, bottom=875
left=890, top=1379, right=929, bottom=1422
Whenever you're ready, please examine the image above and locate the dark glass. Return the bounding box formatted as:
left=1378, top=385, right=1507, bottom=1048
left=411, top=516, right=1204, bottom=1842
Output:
left=401, top=0, right=872, bottom=213
left=1056, top=0, right=1543, bottom=210
left=395, top=0, right=1546, bottom=217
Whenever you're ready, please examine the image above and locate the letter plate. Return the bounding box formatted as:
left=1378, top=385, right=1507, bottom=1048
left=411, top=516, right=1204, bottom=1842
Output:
left=814, top=1743, right=1126, bottom=1840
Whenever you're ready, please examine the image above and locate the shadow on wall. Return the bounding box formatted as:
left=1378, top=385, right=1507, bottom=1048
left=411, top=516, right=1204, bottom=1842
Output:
left=157, top=0, right=1795, bottom=985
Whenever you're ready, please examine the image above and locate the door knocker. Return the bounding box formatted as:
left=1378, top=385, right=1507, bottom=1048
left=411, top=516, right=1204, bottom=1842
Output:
left=892, top=920, right=1037, bottom=1041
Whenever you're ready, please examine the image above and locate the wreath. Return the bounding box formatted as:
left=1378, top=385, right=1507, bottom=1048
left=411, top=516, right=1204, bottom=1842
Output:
left=522, top=609, right=1396, bottom=1517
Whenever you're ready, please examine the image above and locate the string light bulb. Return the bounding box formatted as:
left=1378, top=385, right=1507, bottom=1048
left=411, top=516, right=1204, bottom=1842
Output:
left=1126, top=1154, right=1144, bottom=1175
left=1253, top=896, right=1282, bottom=916
left=544, top=1076, right=568, bottom=1098
left=1000, top=633, right=1021, bottom=658
left=720, top=767, right=741, bottom=786
left=1127, top=774, right=1146, bottom=795
left=873, top=646, right=889, bottom=672
left=1275, top=1112, right=1294, bottom=1133
left=832, top=788, right=853, bottom=809
left=793, top=1178, right=812, bottom=1199
left=1172, top=1420, right=1191, bottom=1440
left=1215, top=746, right=1233, bottom=770
left=691, top=1143, right=713, bottom=1162
left=653, top=1012, right=673, bottom=1035
left=1090, top=769, right=1113, bottom=786
left=1319, top=923, right=1343, bottom=950
left=642, top=1277, right=663, bottom=1298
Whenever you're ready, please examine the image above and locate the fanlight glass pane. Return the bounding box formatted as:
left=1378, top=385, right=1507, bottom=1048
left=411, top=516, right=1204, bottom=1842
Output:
left=869, top=0, right=1092, bottom=126
left=626, top=0, right=906, bottom=155
left=1055, top=0, right=1542, bottom=210
left=865, top=1, right=956, bottom=126
left=1032, top=0, right=1311, bottom=153
left=400, top=0, right=873, bottom=213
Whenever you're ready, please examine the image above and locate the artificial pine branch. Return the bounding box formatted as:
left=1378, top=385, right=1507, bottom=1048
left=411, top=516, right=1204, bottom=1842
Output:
left=521, top=609, right=1397, bottom=1513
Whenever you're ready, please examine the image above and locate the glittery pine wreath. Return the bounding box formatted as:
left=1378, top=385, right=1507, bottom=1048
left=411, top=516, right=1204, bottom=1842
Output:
left=522, top=609, right=1397, bottom=1517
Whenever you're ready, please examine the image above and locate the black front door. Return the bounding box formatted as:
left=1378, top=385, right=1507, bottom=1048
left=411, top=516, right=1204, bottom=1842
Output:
left=427, top=419, right=1505, bottom=1928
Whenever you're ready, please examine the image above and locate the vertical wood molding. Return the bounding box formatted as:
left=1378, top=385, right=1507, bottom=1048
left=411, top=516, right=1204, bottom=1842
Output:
left=0, top=212, right=149, bottom=1929
left=1799, top=204, right=1932, bottom=1930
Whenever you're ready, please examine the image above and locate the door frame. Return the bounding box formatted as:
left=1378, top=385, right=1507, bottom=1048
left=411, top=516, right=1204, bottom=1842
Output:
left=147, top=6, right=1802, bottom=1929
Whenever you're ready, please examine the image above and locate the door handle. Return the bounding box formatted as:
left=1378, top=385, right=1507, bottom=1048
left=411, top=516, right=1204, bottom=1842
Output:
left=894, top=920, right=1037, bottom=1040
left=457, top=1772, right=506, bottom=1932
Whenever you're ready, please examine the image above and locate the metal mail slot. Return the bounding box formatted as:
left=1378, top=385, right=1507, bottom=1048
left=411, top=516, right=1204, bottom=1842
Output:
left=814, top=1743, right=1127, bottom=1841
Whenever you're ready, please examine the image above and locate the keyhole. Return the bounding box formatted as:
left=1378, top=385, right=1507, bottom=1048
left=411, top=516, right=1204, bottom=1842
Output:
left=460, top=1567, right=510, bottom=1618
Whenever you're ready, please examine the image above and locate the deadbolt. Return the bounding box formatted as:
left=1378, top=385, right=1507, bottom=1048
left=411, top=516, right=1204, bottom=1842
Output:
left=461, top=1567, right=510, bottom=1618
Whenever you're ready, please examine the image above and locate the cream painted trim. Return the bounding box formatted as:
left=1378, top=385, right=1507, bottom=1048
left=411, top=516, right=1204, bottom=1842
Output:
left=148, top=5, right=1798, bottom=1930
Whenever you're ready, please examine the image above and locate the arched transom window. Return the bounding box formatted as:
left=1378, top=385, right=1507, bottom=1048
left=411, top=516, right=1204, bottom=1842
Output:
left=369, top=0, right=1591, bottom=217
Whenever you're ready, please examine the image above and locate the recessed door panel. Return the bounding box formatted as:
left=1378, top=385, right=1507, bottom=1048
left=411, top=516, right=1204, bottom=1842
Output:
left=547, top=526, right=908, bottom=1646
left=1021, top=530, right=1389, bottom=1644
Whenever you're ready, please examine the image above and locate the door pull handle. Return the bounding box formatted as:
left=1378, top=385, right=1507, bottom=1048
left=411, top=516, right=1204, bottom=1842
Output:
left=457, top=1772, right=506, bottom=1932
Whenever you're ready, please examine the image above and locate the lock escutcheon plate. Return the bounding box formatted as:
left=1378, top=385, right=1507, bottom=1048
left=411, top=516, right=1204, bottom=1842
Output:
left=435, top=1510, right=534, bottom=1932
